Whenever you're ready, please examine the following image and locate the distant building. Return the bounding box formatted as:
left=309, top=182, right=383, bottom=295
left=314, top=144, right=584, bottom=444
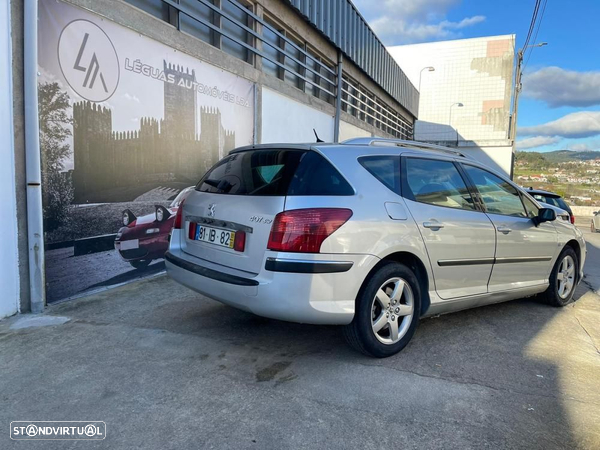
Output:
left=388, top=35, right=516, bottom=175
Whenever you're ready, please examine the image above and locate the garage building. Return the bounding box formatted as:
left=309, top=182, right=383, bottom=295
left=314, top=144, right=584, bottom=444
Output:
left=3, top=0, right=418, bottom=315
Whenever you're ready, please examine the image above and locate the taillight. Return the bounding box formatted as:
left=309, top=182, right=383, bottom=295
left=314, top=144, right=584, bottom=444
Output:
left=188, top=221, right=197, bottom=239
left=267, top=208, right=353, bottom=253
left=571, top=214, right=575, bottom=224
left=173, top=198, right=186, bottom=230
left=233, top=231, right=246, bottom=252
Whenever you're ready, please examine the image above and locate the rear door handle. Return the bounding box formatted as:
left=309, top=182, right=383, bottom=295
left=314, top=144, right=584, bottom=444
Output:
left=423, top=221, right=444, bottom=229
left=497, top=226, right=512, bottom=234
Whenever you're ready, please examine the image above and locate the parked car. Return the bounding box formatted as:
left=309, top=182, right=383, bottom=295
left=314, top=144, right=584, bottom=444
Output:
left=165, top=139, right=586, bottom=357
left=592, top=211, right=600, bottom=233
left=115, top=187, right=193, bottom=269
left=526, top=188, right=575, bottom=224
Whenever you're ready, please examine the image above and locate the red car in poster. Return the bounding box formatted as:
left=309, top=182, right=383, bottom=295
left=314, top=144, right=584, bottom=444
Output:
left=115, top=187, right=193, bottom=269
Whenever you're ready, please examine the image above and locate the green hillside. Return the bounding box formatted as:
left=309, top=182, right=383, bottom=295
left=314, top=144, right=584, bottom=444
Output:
left=535, top=150, right=600, bottom=163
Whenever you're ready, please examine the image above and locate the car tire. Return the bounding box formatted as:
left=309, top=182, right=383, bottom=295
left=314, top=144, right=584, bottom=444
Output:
left=592, top=222, right=597, bottom=233
left=129, top=259, right=152, bottom=270
left=540, top=247, right=578, bottom=307
left=343, top=262, right=421, bottom=358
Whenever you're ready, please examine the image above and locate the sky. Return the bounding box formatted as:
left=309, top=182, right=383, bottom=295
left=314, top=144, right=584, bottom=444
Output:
left=352, top=0, right=600, bottom=153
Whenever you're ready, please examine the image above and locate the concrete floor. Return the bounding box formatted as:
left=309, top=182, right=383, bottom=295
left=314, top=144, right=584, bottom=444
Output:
left=2, top=228, right=600, bottom=449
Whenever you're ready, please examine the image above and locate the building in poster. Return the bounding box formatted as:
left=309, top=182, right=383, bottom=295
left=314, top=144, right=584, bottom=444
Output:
left=7, top=0, right=418, bottom=311
left=72, top=63, right=235, bottom=203
left=388, top=35, right=516, bottom=175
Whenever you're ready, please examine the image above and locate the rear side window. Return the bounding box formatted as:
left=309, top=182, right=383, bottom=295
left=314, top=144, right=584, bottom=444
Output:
left=287, top=151, right=354, bottom=196
left=359, top=156, right=401, bottom=194
left=197, top=149, right=353, bottom=196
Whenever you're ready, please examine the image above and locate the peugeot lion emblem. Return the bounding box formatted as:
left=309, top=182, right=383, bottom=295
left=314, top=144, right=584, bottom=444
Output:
left=207, top=204, right=216, bottom=218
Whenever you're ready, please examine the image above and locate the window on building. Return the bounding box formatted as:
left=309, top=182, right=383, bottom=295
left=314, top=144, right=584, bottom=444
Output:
left=305, top=48, right=334, bottom=104
left=180, top=0, right=218, bottom=46
left=262, top=18, right=284, bottom=79
left=125, top=0, right=170, bottom=22
left=221, top=0, right=254, bottom=64
left=284, top=34, right=303, bottom=90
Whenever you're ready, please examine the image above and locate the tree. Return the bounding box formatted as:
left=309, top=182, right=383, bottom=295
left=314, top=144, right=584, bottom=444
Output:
left=39, top=82, right=73, bottom=231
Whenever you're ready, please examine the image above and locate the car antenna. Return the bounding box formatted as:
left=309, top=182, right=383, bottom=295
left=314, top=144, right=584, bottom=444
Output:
left=313, top=129, right=324, bottom=143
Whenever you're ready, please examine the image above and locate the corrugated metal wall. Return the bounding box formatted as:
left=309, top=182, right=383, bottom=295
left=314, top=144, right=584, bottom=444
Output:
left=285, top=0, right=419, bottom=117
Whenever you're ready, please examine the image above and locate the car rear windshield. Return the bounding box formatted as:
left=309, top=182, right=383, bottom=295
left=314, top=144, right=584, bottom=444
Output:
left=196, top=149, right=353, bottom=196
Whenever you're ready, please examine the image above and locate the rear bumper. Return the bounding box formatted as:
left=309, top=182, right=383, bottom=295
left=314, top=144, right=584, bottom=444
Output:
left=165, top=248, right=380, bottom=325
left=166, top=252, right=258, bottom=286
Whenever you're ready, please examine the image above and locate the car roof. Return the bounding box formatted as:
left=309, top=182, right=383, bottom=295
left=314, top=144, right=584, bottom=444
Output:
left=231, top=138, right=472, bottom=160
left=229, top=139, right=516, bottom=182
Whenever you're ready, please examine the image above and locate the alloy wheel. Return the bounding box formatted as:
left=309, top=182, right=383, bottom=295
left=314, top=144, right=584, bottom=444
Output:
left=557, top=255, right=575, bottom=299
left=371, top=277, right=414, bottom=345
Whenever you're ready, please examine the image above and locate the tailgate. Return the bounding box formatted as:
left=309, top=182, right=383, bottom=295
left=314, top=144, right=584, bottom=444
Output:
left=181, top=192, right=283, bottom=275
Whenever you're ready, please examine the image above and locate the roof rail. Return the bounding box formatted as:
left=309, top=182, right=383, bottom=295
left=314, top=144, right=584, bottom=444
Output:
left=341, top=137, right=468, bottom=158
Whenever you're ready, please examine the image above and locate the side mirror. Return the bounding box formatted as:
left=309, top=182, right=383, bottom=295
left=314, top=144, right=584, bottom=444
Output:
left=155, top=205, right=170, bottom=222
left=535, top=207, right=556, bottom=225
left=122, top=209, right=137, bottom=226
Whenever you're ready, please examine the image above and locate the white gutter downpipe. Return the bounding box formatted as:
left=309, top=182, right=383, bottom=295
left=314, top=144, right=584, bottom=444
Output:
left=24, top=0, right=45, bottom=313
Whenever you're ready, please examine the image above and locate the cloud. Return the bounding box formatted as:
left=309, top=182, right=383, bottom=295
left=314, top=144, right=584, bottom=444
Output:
left=353, top=0, right=485, bottom=45
left=516, top=136, right=561, bottom=150
left=522, top=67, right=600, bottom=108
left=519, top=111, right=600, bottom=139
left=567, top=139, right=600, bottom=152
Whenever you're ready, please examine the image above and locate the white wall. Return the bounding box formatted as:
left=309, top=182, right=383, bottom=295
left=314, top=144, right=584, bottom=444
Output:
left=261, top=87, right=334, bottom=143
left=0, top=1, right=20, bottom=318
left=389, top=35, right=515, bottom=143
left=460, top=145, right=513, bottom=176
left=339, top=121, right=372, bottom=142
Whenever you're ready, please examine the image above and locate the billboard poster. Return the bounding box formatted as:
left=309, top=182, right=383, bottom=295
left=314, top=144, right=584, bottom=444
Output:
left=38, top=0, right=255, bottom=302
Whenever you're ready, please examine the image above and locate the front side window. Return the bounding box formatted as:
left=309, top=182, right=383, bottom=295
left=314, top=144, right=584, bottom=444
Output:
left=521, top=194, right=539, bottom=219
left=404, top=158, right=475, bottom=210
left=463, top=165, right=527, bottom=217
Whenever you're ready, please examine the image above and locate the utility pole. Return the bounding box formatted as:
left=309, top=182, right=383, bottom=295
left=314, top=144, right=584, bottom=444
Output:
left=509, top=42, right=547, bottom=180
left=510, top=42, right=547, bottom=142
left=510, top=49, right=524, bottom=142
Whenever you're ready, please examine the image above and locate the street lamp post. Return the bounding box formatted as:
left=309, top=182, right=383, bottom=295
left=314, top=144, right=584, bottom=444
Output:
left=418, top=66, right=435, bottom=92
left=449, top=102, right=463, bottom=146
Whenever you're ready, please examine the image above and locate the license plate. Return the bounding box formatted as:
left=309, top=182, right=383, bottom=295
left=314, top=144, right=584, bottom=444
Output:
left=120, top=239, right=139, bottom=250
left=194, top=225, right=235, bottom=249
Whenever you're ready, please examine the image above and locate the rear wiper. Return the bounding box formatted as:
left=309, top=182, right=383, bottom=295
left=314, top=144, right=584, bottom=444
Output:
left=203, top=178, right=233, bottom=193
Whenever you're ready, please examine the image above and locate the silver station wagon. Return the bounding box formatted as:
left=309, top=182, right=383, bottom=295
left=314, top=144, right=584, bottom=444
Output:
left=165, top=138, right=586, bottom=357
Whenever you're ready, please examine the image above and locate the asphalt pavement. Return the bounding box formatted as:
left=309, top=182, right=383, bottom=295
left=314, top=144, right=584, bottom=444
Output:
left=1, top=226, right=599, bottom=449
